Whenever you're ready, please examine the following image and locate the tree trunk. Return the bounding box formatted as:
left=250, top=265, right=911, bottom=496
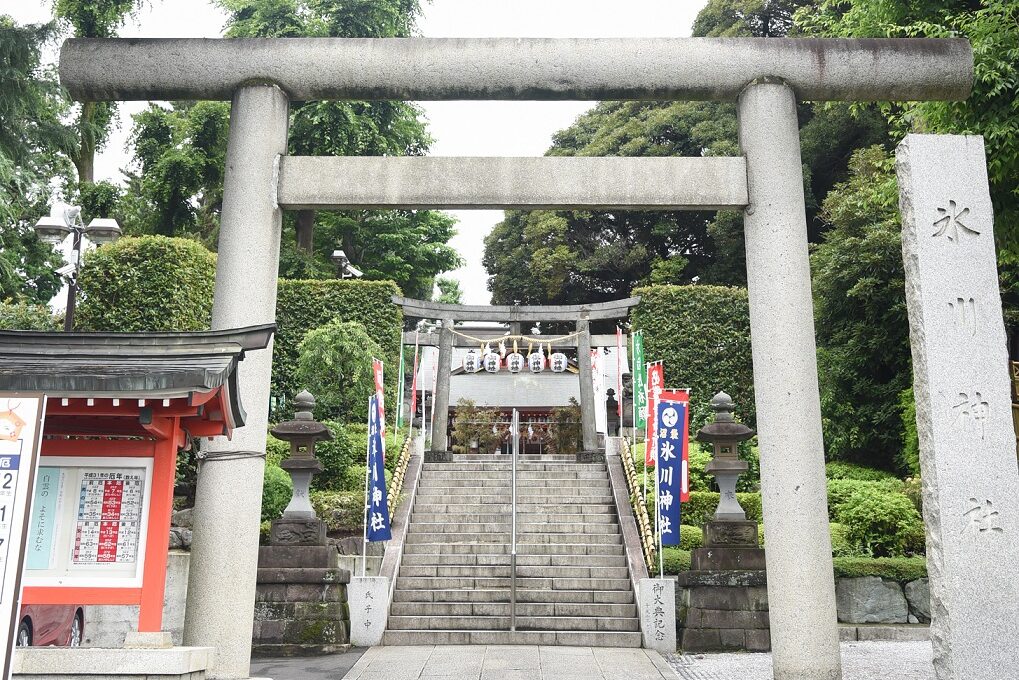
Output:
left=296, top=209, right=316, bottom=253
left=74, top=102, right=96, bottom=185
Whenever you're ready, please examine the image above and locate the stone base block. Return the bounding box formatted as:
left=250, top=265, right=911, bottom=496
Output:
left=703, top=520, right=759, bottom=548
left=349, top=576, right=390, bottom=647
left=258, top=544, right=336, bottom=569
left=252, top=566, right=352, bottom=655
left=251, top=642, right=351, bottom=657
left=424, top=450, right=454, bottom=462
left=691, top=547, right=766, bottom=571
left=270, top=519, right=326, bottom=546
left=680, top=627, right=771, bottom=652
left=677, top=569, right=770, bottom=653
left=12, top=646, right=212, bottom=679
left=840, top=624, right=930, bottom=642
left=676, top=570, right=767, bottom=588
left=638, top=578, right=676, bottom=654
left=576, top=450, right=606, bottom=463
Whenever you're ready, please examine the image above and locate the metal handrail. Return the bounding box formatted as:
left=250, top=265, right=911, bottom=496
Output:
left=510, top=407, right=519, bottom=632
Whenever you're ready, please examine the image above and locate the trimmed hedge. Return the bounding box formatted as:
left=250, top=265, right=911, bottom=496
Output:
left=826, top=479, right=905, bottom=519
left=825, top=461, right=899, bottom=483
left=631, top=284, right=754, bottom=428
left=835, top=485, right=924, bottom=557
left=679, top=524, right=703, bottom=550
left=273, top=279, right=403, bottom=419
left=662, top=547, right=692, bottom=575
left=832, top=557, right=927, bottom=583
left=76, top=236, right=216, bottom=332
left=261, top=462, right=293, bottom=522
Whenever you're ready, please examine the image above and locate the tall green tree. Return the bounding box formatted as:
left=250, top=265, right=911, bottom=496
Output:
left=811, top=146, right=909, bottom=471
left=0, top=17, right=72, bottom=304
left=483, top=0, right=887, bottom=304
left=53, top=0, right=141, bottom=185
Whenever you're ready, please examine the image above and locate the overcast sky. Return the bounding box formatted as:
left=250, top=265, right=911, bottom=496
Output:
left=1, top=0, right=705, bottom=304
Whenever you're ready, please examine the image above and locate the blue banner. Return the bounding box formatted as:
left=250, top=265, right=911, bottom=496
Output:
left=656, top=399, right=685, bottom=546
left=365, top=395, right=392, bottom=542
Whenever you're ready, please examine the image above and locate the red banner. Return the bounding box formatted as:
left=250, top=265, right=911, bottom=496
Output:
left=644, top=362, right=664, bottom=465
left=409, top=338, right=420, bottom=418
left=615, top=327, right=624, bottom=419
left=372, top=358, right=385, bottom=460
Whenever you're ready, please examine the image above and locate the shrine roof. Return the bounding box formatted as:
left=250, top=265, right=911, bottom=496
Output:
left=0, top=325, right=274, bottom=426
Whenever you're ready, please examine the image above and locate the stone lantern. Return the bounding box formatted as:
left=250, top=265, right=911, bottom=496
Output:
left=268, top=389, right=332, bottom=546
left=692, top=391, right=763, bottom=566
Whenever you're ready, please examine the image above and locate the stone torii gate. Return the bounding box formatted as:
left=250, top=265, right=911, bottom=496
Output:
left=59, top=37, right=975, bottom=680
left=393, top=295, right=640, bottom=455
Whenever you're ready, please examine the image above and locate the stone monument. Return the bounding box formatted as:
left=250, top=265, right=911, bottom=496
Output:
left=252, top=391, right=352, bottom=655
left=897, top=134, right=1019, bottom=680
left=676, top=392, right=770, bottom=651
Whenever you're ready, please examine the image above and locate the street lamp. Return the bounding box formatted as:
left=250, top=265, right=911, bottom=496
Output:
left=331, top=249, right=363, bottom=279
left=34, top=205, right=122, bottom=331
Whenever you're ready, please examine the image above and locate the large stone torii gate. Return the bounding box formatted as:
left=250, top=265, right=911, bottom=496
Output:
left=60, top=37, right=975, bottom=680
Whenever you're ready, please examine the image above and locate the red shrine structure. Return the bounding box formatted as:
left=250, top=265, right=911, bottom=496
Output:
left=0, top=325, right=273, bottom=636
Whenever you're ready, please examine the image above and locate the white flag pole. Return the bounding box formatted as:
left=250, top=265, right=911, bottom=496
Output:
left=362, top=396, right=373, bottom=578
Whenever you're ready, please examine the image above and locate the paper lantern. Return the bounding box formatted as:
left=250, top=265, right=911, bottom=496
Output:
left=462, top=350, right=481, bottom=373
left=550, top=352, right=568, bottom=373
left=528, top=352, right=546, bottom=373
left=483, top=352, right=501, bottom=373
left=506, top=352, right=525, bottom=373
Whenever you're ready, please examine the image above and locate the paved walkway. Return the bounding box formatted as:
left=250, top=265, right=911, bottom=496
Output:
left=667, top=641, right=934, bottom=679
left=342, top=645, right=680, bottom=680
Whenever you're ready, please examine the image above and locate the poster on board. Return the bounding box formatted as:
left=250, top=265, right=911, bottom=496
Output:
left=0, top=393, right=46, bottom=679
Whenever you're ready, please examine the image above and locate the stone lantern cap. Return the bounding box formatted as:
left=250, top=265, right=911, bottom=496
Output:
left=270, top=390, right=331, bottom=471
left=695, top=391, right=755, bottom=443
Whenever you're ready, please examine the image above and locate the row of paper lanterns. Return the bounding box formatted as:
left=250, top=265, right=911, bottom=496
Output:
left=463, top=348, right=569, bottom=374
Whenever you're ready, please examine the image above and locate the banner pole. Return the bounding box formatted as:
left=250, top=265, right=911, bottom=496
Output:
left=395, top=341, right=405, bottom=430
left=362, top=397, right=372, bottom=578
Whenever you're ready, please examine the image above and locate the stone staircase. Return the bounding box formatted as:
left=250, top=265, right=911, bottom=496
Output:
left=382, top=454, right=642, bottom=646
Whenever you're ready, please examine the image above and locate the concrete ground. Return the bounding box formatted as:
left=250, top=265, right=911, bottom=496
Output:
left=667, top=641, right=934, bottom=679
left=342, top=645, right=680, bottom=680
left=250, top=649, right=367, bottom=680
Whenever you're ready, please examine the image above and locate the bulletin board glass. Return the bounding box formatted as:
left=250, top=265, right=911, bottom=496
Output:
left=22, top=456, right=153, bottom=589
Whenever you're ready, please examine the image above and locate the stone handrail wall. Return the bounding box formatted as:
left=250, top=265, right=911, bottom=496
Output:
left=621, top=440, right=657, bottom=569
left=388, top=433, right=413, bottom=520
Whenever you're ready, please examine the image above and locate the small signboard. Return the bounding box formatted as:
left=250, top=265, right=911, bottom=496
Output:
left=0, top=394, right=46, bottom=679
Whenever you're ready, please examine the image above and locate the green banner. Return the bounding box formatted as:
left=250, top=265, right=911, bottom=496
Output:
left=633, top=331, right=647, bottom=429
left=395, top=342, right=406, bottom=429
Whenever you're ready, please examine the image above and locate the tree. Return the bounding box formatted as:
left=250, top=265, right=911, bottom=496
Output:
left=53, top=0, right=140, bottom=185
left=0, top=17, right=73, bottom=304
left=295, top=319, right=382, bottom=423
left=796, top=0, right=1019, bottom=253
left=811, top=146, right=910, bottom=471
left=435, top=276, right=463, bottom=305
left=482, top=0, right=888, bottom=304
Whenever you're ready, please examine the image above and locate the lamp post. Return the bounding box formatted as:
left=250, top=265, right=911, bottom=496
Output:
left=330, top=248, right=363, bottom=278
left=34, top=205, right=122, bottom=331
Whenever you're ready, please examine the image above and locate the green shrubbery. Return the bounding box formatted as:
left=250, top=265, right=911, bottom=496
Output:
left=825, top=461, right=899, bottom=483
left=631, top=285, right=754, bottom=429
left=833, top=556, right=927, bottom=583
left=835, top=485, right=924, bottom=557
left=826, top=479, right=904, bottom=517
left=679, top=524, right=703, bottom=550
left=662, top=547, right=692, bottom=575
left=296, top=320, right=383, bottom=424
left=829, top=522, right=855, bottom=558
left=76, top=236, right=216, bottom=331
left=261, top=462, right=293, bottom=522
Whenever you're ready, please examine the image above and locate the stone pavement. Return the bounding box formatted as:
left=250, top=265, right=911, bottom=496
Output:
left=667, top=641, right=934, bottom=679
left=342, top=645, right=679, bottom=680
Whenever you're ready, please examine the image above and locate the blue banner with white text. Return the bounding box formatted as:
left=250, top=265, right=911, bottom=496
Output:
left=656, top=399, right=686, bottom=546
left=365, top=395, right=392, bottom=542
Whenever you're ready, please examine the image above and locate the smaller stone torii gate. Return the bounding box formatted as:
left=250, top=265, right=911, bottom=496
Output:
left=393, top=295, right=640, bottom=456
left=56, top=34, right=1018, bottom=680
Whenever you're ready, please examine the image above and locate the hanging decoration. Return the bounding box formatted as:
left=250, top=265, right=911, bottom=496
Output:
left=550, top=351, right=568, bottom=373
left=528, top=343, right=546, bottom=373
left=463, top=349, right=481, bottom=373
left=506, top=339, right=524, bottom=373
left=483, top=347, right=501, bottom=373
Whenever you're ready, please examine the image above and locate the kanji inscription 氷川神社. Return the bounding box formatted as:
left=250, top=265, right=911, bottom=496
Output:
left=897, top=133, right=1019, bottom=680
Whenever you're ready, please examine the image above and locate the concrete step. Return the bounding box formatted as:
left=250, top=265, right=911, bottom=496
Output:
left=420, top=470, right=609, bottom=480
left=412, top=503, right=617, bottom=514
left=443, top=455, right=579, bottom=462
left=405, top=533, right=622, bottom=545
left=403, top=542, right=625, bottom=556
left=407, top=522, right=621, bottom=535
left=395, top=576, right=633, bottom=591
left=418, top=478, right=611, bottom=488
left=398, top=564, right=630, bottom=579
left=391, top=588, right=635, bottom=605
left=379, top=630, right=642, bottom=647
left=415, top=489, right=615, bottom=500
left=387, top=615, right=639, bottom=632
left=400, top=553, right=627, bottom=567
left=411, top=512, right=619, bottom=524
left=424, top=463, right=606, bottom=472
left=389, top=601, right=637, bottom=618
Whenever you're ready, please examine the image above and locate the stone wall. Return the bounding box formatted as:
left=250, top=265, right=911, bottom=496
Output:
left=83, top=551, right=190, bottom=647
